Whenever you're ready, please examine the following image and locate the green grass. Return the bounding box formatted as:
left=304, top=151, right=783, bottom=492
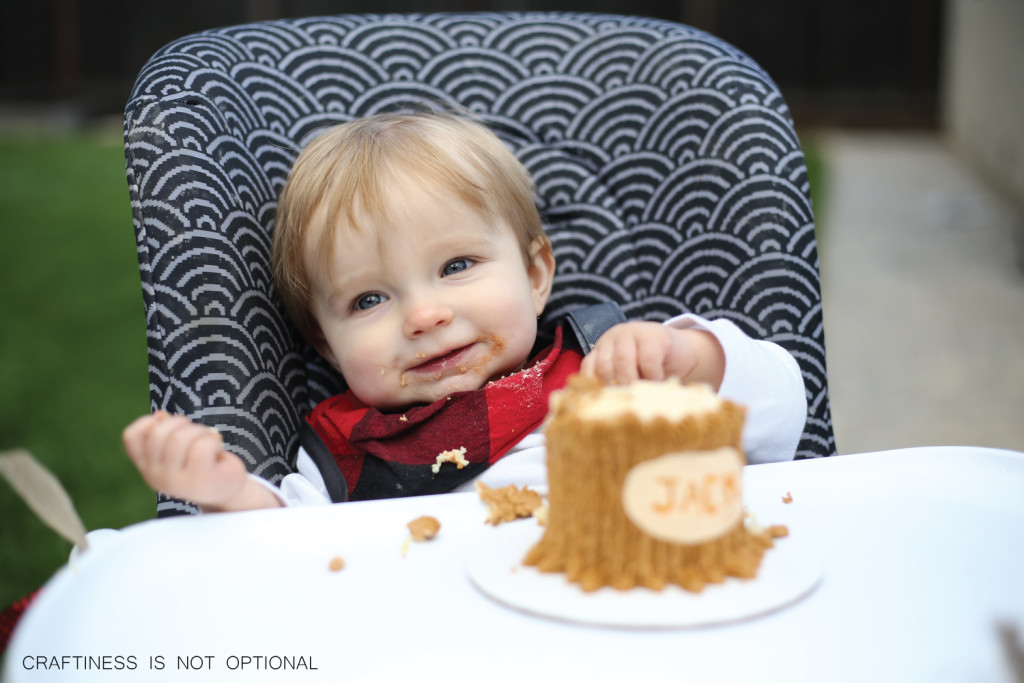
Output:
left=0, top=129, right=155, bottom=613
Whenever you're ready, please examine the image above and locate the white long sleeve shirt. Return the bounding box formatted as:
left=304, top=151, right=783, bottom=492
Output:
left=255, top=313, right=806, bottom=507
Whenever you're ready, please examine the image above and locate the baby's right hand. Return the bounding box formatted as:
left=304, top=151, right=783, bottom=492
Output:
left=122, top=412, right=249, bottom=509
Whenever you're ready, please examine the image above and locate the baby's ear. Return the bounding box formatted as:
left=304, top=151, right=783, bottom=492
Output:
left=528, top=237, right=556, bottom=316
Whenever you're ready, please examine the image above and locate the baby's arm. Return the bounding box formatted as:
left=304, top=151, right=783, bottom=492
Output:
left=122, top=412, right=282, bottom=512
left=579, top=321, right=725, bottom=389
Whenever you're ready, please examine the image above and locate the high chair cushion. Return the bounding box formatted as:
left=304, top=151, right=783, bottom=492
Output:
left=124, top=12, right=835, bottom=515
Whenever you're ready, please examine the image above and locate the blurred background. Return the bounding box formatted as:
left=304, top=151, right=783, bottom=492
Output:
left=1, top=0, right=1022, bottom=618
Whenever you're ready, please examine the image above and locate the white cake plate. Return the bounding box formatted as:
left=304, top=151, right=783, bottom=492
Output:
left=466, top=517, right=823, bottom=628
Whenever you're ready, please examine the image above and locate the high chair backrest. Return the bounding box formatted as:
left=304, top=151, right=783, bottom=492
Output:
left=124, top=12, right=836, bottom=516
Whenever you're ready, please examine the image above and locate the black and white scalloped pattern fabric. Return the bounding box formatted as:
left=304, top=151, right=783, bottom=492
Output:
left=124, top=12, right=835, bottom=516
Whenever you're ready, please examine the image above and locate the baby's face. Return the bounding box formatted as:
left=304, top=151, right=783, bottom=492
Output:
left=306, top=181, right=553, bottom=410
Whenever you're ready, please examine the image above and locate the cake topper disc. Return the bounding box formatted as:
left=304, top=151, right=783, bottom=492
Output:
left=621, top=447, right=744, bottom=544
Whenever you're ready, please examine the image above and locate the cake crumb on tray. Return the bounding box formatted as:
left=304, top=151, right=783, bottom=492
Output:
left=476, top=481, right=544, bottom=525
left=407, top=515, right=441, bottom=541
left=402, top=515, right=441, bottom=557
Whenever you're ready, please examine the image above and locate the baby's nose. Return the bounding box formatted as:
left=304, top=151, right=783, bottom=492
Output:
left=403, top=298, right=453, bottom=337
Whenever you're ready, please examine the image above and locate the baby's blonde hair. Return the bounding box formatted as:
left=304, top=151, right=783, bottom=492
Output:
left=272, top=111, right=549, bottom=347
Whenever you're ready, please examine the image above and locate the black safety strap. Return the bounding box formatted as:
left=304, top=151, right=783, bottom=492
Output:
left=563, top=302, right=627, bottom=354
left=299, top=421, right=349, bottom=503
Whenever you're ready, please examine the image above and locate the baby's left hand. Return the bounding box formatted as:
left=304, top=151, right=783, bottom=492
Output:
left=579, top=321, right=725, bottom=389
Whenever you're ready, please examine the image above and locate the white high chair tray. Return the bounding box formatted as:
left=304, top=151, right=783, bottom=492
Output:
left=6, top=447, right=1024, bottom=683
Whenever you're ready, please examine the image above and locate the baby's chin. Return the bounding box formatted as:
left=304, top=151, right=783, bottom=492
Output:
left=370, top=376, right=489, bottom=412
left=361, top=355, right=531, bottom=411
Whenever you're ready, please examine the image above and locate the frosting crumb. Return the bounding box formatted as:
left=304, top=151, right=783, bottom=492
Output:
left=432, top=447, right=468, bottom=473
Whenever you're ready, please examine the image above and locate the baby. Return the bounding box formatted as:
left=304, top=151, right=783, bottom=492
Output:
left=123, top=112, right=806, bottom=511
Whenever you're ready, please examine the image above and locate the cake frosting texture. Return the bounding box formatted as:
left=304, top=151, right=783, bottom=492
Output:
left=524, top=376, right=776, bottom=592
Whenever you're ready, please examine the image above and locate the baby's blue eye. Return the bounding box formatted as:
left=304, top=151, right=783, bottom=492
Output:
left=442, top=258, right=474, bottom=276
left=355, top=292, right=387, bottom=310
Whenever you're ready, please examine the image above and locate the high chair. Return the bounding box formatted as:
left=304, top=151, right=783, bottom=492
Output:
left=123, top=12, right=836, bottom=516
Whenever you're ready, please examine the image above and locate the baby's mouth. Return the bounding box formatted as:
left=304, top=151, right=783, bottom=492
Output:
left=407, top=345, right=474, bottom=374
